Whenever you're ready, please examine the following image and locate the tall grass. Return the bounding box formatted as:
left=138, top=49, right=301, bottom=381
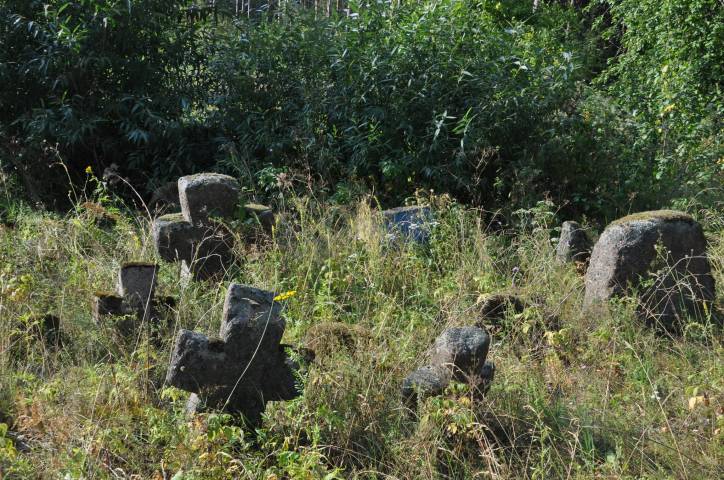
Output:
left=0, top=190, right=721, bottom=478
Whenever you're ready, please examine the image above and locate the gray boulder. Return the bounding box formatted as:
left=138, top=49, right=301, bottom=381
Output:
left=584, top=210, right=715, bottom=330
left=431, top=326, right=490, bottom=379
left=401, top=366, right=450, bottom=405
left=556, top=221, right=592, bottom=264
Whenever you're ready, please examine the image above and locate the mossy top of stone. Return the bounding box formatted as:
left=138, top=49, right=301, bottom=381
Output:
left=157, top=212, right=186, bottom=222
left=244, top=203, right=272, bottom=213
left=180, top=172, right=236, bottom=182
left=121, top=261, right=158, bottom=268
left=610, top=210, right=694, bottom=227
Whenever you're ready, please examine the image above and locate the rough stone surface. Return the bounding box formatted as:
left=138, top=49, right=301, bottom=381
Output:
left=584, top=210, right=715, bottom=330
left=165, top=283, right=302, bottom=426
left=118, top=263, right=158, bottom=313
left=153, top=213, right=203, bottom=263
left=402, top=365, right=450, bottom=405
left=382, top=205, right=434, bottom=244
left=431, top=326, right=491, bottom=379
left=179, top=226, right=236, bottom=281
left=556, top=221, right=592, bottom=264
left=402, top=326, right=494, bottom=406
left=179, top=173, right=240, bottom=224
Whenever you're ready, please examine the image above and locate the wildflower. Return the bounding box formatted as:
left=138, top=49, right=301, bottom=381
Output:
left=274, top=290, right=297, bottom=302
left=85, top=165, right=93, bottom=174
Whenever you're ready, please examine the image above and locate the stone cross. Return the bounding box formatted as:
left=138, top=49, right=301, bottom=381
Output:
left=152, top=173, right=275, bottom=281
left=165, top=283, right=301, bottom=426
left=93, top=263, right=174, bottom=336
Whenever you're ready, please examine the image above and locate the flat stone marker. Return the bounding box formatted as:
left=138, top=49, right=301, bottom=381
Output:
left=402, top=326, right=494, bottom=406
left=165, top=283, right=301, bottom=426
left=93, top=263, right=173, bottom=335
left=584, top=210, right=716, bottom=330
left=382, top=205, right=434, bottom=244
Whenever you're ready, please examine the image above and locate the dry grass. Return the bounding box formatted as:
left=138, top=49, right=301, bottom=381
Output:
left=0, top=193, right=722, bottom=479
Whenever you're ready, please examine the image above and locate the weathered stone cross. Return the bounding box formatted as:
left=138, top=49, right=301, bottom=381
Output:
left=93, top=263, right=174, bottom=335
left=165, top=283, right=301, bottom=426
left=152, top=173, right=275, bottom=281
left=153, top=173, right=238, bottom=281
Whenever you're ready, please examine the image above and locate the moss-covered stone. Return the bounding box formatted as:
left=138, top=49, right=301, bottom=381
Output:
left=610, top=209, right=694, bottom=226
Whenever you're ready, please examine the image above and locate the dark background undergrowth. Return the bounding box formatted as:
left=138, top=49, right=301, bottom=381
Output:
left=1, top=0, right=722, bottom=219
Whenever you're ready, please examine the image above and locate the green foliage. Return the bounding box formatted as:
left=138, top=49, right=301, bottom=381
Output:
left=592, top=0, right=723, bottom=210
left=0, top=0, right=721, bottom=216
left=0, top=0, right=216, bottom=186
left=210, top=1, right=585, bottom=207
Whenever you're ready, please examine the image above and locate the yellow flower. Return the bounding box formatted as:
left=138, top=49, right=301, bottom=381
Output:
left=274, top=290, right=297, bottom=301
left=85, top=165, right=93, bottom=174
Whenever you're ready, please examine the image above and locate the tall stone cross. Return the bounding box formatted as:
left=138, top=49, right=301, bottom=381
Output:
left=93, top=263, right=174, bottom=335
left=165, top=283, right=301, bottom=426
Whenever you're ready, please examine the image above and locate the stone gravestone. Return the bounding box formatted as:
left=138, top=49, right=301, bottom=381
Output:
left=165, top=283, right=301, bottom=426
left=556, top=221, right=592, bottom=265
left=93, top=263, right=174, bottom=336
left=153, top=173, right=238, bottom=281
left=382, top=205, right=434, bottom=244
left=153, top=173, right=275, bottom=281
left=402, top=326, right=495, bottom=406
left=584, top=210, right=716, bottom=331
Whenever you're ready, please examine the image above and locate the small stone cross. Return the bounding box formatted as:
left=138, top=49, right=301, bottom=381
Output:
left=153, top=173, right=238, bottom=281
left=165, top=283, right=300, bottom=426
left=93, top=263, right=174, bottom=335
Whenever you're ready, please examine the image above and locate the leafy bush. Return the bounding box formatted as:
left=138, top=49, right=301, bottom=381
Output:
left=209, top=1, right=585, bottom=207
left=1, top=0, right=720, bottom=218
left=0, top=0, right=215, bottom=191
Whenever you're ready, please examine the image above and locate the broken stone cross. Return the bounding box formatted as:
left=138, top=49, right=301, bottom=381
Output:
left=153, top=173, right=239, bottom=281
left=165, top=283, right=301, bottom=426
left=93, top=263, right=174, bottom=336
left=402, top=326, right=495, bottom=407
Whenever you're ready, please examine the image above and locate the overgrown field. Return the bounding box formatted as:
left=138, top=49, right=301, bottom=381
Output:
left=1, top=192, right=721, bottom=479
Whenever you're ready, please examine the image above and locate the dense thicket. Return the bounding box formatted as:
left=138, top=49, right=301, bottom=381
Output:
left=1, top=0, right=721, bottom=218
